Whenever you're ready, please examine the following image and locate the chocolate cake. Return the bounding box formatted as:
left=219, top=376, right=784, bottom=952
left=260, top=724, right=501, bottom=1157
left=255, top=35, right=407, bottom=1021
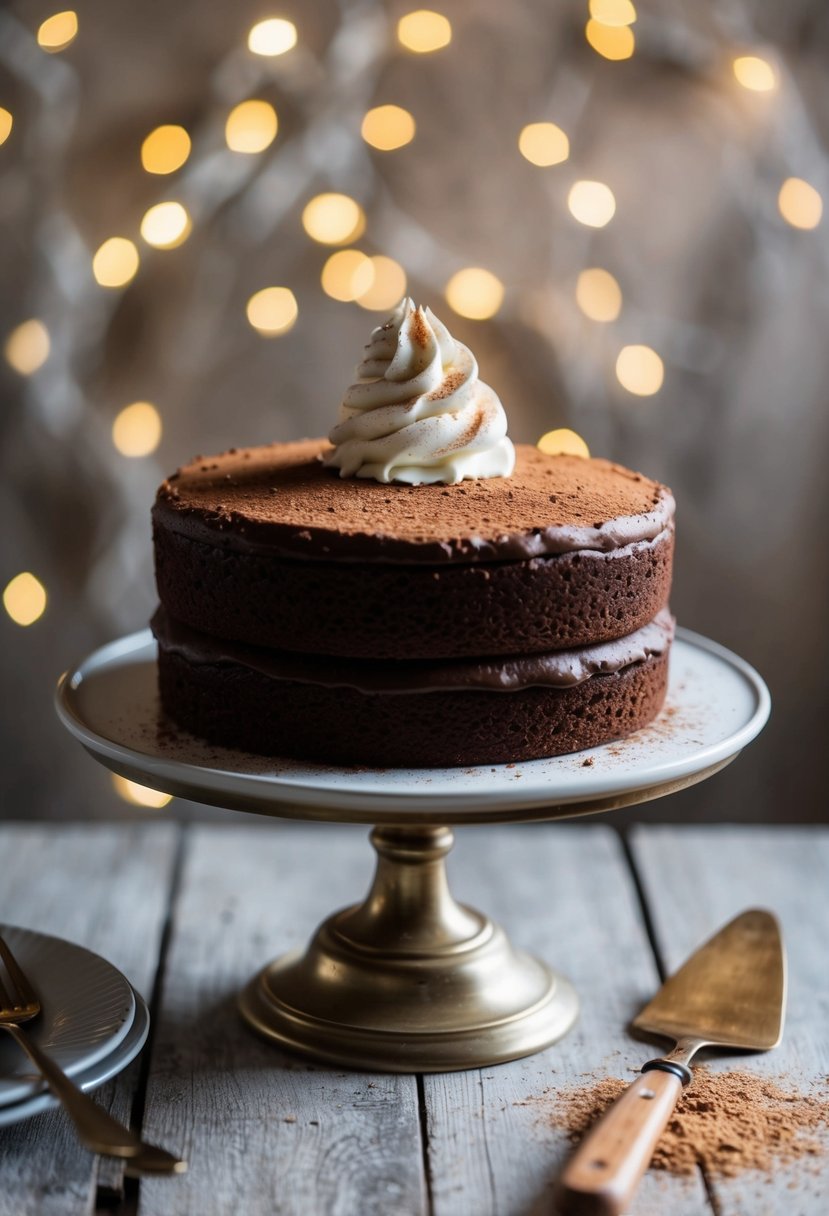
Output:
left=152, top=300, right=675, bottom=766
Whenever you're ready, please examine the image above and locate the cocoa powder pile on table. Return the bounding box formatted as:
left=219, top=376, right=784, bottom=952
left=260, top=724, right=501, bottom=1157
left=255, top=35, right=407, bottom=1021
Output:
left=551, top=1066, right=829, bottom=1178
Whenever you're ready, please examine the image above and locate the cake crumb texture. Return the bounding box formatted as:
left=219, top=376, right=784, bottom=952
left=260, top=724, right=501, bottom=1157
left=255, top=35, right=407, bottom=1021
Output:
left=154, top=525, right=673, bottom=659
left=156, top=646, right=669, bottom=766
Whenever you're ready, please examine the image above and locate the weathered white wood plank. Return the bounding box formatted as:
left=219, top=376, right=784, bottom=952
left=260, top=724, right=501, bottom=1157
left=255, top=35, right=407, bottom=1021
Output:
left=138, top=823, right=428, bottom=1216
left=422, top=824, right=711, bottom=1216
left=630, top=825, right=829, bottom=1216
left=0, top=823, right=178, bottom=1216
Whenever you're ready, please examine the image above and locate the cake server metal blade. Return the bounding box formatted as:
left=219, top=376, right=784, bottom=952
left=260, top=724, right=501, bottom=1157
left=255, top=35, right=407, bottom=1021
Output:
left=633, top=908, right=786, bottom=1050
left=555, top=911, right=786, bottom=1216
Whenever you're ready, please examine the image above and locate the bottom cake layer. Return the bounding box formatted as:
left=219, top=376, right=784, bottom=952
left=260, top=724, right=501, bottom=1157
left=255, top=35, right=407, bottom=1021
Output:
left=154, top=613, right=672, bottom=767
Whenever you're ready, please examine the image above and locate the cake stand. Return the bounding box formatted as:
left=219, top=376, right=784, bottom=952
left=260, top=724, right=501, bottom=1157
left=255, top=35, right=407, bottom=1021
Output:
left=56, top=627, right=769, bottom=1073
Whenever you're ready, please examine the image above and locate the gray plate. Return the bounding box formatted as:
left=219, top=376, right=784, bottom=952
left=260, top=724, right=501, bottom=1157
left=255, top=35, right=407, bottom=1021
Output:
left=0, top=986, right=149, bottom=1128
left=0, top=925, right=135, bottom=1106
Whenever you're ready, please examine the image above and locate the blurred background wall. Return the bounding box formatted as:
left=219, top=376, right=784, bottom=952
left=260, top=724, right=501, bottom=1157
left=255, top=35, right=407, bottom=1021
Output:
left=1, top=0, right=827, bottom=822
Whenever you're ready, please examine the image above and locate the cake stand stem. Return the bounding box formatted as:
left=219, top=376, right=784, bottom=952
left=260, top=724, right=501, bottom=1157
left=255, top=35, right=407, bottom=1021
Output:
left=343, top=825, right=484, bottom=949
left=239, top=824, right=579, bottom=1072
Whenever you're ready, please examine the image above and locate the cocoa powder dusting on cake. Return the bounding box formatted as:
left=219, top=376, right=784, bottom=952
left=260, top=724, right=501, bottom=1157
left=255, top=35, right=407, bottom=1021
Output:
left=548, top=1067, right=829, bottom=1178
left=154, top=441, right=673, bottom=560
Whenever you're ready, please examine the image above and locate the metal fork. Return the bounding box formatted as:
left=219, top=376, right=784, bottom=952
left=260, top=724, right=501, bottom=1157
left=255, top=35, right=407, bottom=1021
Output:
left=0, top=933, right=186, bottom=1174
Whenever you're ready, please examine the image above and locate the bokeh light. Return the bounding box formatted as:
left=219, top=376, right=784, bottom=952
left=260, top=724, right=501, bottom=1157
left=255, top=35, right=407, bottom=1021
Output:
left=4, top=320, right=50, bottom=375
left=37, top=11, right=78, bottom=53
left=92, top=238, right=140, bottom=288
left=321, top=250, right=376, bottom=302
left=537, top=429, right=591, bottom=458
left=248, top=18, right=298, bottom=56
left=3, top=573, right=47, bottom=627
left=733, top=55, right=777, bottom=92
left=111, top=774, right=173, bottom=809
left=518, top=122, right=569, bottom=167
left=246, top=287, right=299, bottom=335
left=302, top=193, right=365, bottom=244
left=616, top=345, right=664, bottom=395
left=576, top=268, right=622, bottom=322
left=445, top=268, right=504, bottom=320
left=0, top=109, right=12, bottom=146
left=355, top=257, right=407, bottom=310
left=397, top=10, right=452, bottom=53
left=140, top=201, right=192, bottom=249
left=589, top=0, right=637, bottom=25
left=585, top=19, right=635, bottom=60
left=141, top=125, right=191, bottom=175
left=225, top=100, right=278, bottom=154
left=361, top=105, right=416, bottom=151
left=778, top=178, right=823, bottom=230
left=568, top=180, right=616, bottom=227
left=112, top=402, right=162, bottom=457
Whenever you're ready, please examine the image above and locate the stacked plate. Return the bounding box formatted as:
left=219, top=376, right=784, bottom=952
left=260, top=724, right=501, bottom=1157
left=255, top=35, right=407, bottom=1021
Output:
left=0, top=925, right=149, bottom=1128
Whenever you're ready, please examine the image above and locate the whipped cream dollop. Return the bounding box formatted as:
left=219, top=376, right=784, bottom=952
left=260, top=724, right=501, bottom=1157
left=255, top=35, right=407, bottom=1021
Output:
left=324, top=298, right=515, bottom=485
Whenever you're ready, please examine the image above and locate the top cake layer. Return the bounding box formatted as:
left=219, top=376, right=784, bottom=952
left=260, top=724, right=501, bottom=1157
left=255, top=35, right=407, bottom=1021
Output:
left=154, top=439, right=674, bottom=565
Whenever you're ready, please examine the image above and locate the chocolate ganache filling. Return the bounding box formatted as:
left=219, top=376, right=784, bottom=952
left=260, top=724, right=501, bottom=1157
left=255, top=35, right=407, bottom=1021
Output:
left=152, top=607, right=675, bottom=695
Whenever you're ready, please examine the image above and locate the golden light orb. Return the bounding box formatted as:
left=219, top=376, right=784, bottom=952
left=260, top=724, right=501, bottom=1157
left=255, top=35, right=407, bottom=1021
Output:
left=37, top=10, right=78, bottom=52
left=141, top=125, right=191, bottom=175
left=352, top=256, right=403, bottom=311
left=302, top=193, right=366, bottom=245
left=616, top=345, right=664, bottom=396
left=733, top=55, right=777, bottom=92
left=321, top=250, right=376, bottom=302
left=139, top=201, right=192, bottom=249
left=355, top=257, right=407, bottom=310
left=4, top=319, right=50, bottom=375
left=397, top=10, right=452, bottom=53
left=248, top=18, right=298, bottom=56
left=3, top=573, right=47, bottom=627
left=225, top=100, right=278, bottom=154
left=585, top=19, right=635, bottom=60
left=589, top=0, right=637, bottom=26
left=112, top=402, right=162, bottom=457
left=778, top=177, right=823, bottom=230
left=445, top=268, right=504, bottom=320
left=537, top=429, right=591, bottom=458
left=246, top=286, right=298, bottom=335
left=567, top=180, right=616, bottom=228
left=92, top=238, right=140, bottom=288
left=576, top=267, right=622, bottom=322
left=518, top=122, right=569, bottom=167
left=111, top=774, right=173, bottom=808
left=0, top=108, right=12, bottom=146
left=361, top=105, right=416, bottom=151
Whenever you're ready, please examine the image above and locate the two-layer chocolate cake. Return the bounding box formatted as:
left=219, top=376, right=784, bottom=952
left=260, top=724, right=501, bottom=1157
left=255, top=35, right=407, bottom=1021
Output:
left=152, top=299, right=675, bottom=766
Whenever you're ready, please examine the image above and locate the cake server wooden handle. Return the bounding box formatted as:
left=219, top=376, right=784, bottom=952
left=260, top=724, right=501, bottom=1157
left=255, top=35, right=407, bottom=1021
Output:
left=555, top=1067, right=683, bottom=1215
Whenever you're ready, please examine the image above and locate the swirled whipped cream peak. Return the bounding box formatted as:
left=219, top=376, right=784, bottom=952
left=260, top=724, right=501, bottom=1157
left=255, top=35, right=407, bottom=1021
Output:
left=324, top=297, right=516, bottom=485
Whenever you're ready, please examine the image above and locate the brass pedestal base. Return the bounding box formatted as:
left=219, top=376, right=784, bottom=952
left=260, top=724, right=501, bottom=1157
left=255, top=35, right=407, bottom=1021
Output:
left=239, top=825, right=578, bottom=1072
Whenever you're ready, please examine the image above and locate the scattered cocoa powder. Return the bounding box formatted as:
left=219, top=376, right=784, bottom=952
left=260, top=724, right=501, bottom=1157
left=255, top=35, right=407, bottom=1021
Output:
left=549, top=1067, right=829, bottom=1178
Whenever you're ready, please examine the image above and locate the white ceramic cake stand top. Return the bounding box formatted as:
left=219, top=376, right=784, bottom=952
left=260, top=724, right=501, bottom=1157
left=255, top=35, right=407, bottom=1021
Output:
left=55, top=627, right=769, bottom=823
left=56, top=626, right=771, bottom=1070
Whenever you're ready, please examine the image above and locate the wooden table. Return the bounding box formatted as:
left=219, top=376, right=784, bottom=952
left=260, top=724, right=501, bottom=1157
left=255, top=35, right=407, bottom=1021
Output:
left=0, top=822, right=826, bottom=1216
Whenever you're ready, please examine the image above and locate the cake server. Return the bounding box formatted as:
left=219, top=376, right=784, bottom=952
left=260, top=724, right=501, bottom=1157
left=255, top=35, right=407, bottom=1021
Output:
left=556, top=908, right=786, bottom=1215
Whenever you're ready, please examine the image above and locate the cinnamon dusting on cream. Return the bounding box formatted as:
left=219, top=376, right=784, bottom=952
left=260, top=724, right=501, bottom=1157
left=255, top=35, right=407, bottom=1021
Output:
left=323, top=298, right=515, bottom=485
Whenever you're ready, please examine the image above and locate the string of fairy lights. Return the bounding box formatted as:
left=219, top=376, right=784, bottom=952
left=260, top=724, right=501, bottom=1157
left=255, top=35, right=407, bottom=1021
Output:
left=1, top=3, right=826, bottom=809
